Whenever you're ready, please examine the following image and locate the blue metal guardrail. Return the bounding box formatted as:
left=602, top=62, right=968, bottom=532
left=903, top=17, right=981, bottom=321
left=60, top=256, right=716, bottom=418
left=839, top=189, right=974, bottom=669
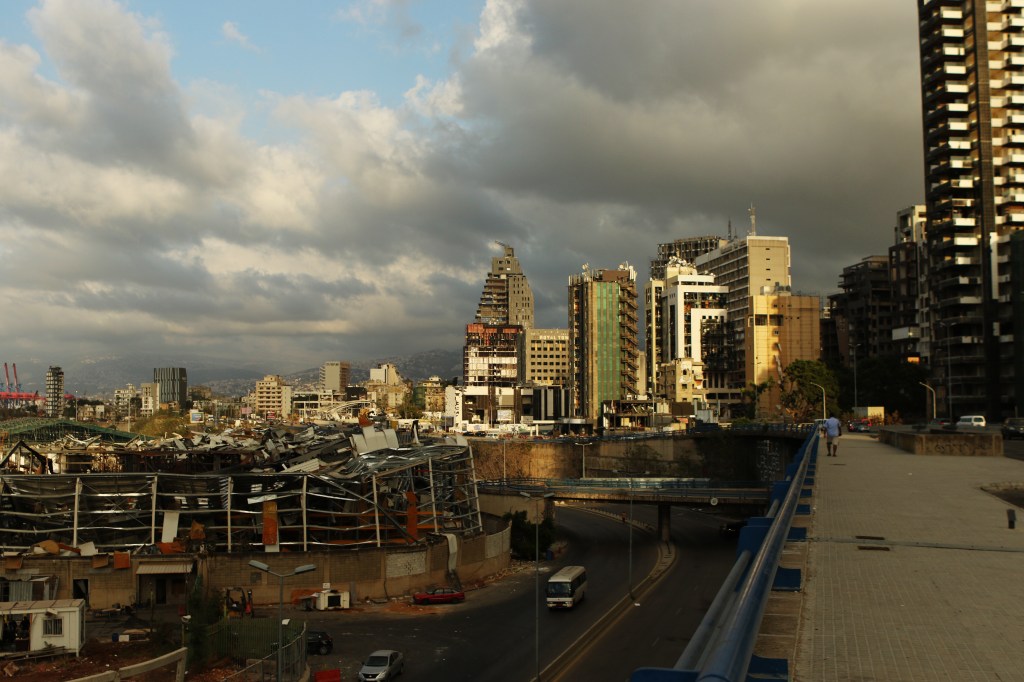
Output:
left=629, top=429, right=818, bottom=682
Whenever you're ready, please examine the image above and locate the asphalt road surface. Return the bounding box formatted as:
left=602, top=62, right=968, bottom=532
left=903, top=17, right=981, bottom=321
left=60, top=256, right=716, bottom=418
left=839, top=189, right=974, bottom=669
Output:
left=300, top=503, right=740, bottom=681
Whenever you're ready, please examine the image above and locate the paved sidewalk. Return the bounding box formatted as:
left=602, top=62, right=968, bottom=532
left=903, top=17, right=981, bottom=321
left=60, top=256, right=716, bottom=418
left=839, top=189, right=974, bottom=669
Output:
left=776, top=433, right=1024, bottom=681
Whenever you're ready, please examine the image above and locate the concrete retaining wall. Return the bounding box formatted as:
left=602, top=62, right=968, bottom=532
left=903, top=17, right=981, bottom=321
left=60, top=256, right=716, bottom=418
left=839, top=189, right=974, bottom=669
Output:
left=878, top=428, right=1003, bottom=457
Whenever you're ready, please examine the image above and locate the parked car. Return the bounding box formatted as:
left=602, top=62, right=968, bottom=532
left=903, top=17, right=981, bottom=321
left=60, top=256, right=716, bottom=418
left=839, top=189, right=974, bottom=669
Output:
left=358, top=649, right=404, bottom=681
left=956, top=415, right=987, bottom=428
left=412, top=587, right=465, bottom=605
left=306, top=630, right=333, bottom=655
left=1002, top=417, right=1024, bottom=440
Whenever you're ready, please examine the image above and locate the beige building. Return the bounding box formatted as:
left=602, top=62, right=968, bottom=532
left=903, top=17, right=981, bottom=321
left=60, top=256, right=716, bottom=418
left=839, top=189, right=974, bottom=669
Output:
left=696, top=229, right=822, bottom=417
left=518, top=328, right=570, bottom=386
left=747, top=290, right=822, bottom=418
left=365, top=363, right=410, bottom=412
left=254, top=375, right=293, bottom=419
left=319, top=361, right=351, bottom=394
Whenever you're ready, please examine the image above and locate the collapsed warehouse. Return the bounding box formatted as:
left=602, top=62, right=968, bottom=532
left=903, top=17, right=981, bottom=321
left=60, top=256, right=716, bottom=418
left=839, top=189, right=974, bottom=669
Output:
left=0, top=424, right=484, bottom=554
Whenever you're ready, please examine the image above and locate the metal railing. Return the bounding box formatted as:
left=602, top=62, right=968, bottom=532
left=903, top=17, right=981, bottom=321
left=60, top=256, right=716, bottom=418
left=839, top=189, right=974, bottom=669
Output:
left=630, top=430, right=817, bottom=681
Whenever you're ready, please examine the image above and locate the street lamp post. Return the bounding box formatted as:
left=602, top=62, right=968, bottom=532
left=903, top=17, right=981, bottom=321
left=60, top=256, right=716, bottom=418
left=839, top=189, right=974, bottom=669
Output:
left=614, top=470, right=649, bottom=603
left=520, top=492, right=554, bottom=681
left=919, top=382, right=937, bottom=422
left=249, top=561, right=316, bottom=682
left=808, top=382, right=827, bottom=421
left=577, top=441, right=592, bottom=479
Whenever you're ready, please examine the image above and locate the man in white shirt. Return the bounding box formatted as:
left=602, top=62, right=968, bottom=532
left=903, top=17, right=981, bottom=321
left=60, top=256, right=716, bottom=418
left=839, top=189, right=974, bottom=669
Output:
left=824, top=414, right=842, bottom=456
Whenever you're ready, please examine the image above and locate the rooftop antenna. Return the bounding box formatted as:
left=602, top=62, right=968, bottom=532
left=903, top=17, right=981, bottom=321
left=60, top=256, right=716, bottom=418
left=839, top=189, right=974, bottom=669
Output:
left=748, top=204, right=757, bottom=236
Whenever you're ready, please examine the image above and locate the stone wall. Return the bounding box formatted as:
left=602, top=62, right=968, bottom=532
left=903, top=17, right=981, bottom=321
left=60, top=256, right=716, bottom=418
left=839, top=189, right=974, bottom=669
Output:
left=878, top=428, right=1004, bottom=456
left=6, top=524, right=511, bottom=610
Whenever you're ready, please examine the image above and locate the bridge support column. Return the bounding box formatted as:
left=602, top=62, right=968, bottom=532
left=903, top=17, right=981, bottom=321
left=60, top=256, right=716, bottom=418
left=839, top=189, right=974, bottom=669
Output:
left=657, top=503, right=671, bottom=542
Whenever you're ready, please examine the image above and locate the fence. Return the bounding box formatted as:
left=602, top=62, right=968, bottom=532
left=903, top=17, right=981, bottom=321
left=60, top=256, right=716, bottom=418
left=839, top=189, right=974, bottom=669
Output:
left=188, top=617, right=308, bottom=681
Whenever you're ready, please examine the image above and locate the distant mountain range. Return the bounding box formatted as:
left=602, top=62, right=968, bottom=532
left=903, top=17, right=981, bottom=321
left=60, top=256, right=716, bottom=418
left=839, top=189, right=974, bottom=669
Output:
left=8, top=350, right=464, bottom=398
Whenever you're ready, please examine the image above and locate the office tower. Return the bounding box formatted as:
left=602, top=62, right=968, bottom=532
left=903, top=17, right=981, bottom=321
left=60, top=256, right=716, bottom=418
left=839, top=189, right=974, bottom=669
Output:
left=654, top=260, right=729, bottom=407
left=517, top=328, right=571, bottom=386
left=568, top=263, right=639, bottom=423
left=917, top=1, right=1022, bottom=417
left=153, top=367, right=187, bottom=410
left=649, top=236, right=728, bottom=280
left=320, top=361, right=350, bottom=394
left=474, top=242, right=534, bottom=328
left=696, top=233, right=793, bottom=405
left=45, top=366, right=64, bottom=418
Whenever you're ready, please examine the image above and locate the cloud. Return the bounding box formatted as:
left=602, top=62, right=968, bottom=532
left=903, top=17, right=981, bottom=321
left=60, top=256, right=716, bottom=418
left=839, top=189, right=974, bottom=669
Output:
left=222, top=20, right=259, bottom=52
left=0, top=0, right=923, bottom=388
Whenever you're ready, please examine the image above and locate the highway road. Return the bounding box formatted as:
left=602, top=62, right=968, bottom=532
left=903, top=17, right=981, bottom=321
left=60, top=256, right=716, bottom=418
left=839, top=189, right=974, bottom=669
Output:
left=553, top=504, right=738, bottom=681
left=300, top=503, right=741, bottom=681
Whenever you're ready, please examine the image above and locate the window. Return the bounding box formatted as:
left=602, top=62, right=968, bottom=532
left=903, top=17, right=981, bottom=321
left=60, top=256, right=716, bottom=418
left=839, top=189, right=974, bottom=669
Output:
left=44, top=617, right=63, bottom=636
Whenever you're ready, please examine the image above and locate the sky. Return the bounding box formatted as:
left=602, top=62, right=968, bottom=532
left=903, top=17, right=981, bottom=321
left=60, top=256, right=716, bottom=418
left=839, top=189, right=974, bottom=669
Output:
left=0, top=0, right=924, bottom=382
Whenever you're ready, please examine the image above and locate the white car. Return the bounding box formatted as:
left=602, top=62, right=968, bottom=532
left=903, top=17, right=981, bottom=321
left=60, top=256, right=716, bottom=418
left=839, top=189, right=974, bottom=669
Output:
left=358, top=649, right=404, bottom=681
left=956, top=415, right=987, bottom=428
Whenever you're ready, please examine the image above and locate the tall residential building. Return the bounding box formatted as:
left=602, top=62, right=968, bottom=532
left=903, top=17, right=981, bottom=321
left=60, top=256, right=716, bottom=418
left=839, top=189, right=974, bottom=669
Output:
left=829, top=256, right=895, bottom=374
left=568, top=263, right=639, bottom=423
left=44, top=366, right=64, bottom=418
left=917, top=1, right=1023, bottom=418
left=645, top=236, right=727, bottom=395
left=319, top=361, right=351, bottom=394
left=889, top=205, right=929, bottom=363
left=474, top=242, right=534, bottom=328
left=517, top=328, right=571, bottom=387
left=153, top=367, right=187, bottom=410
left=463, top=242, right=535, bottom=424
left=696, top=232, right=794, bottom=407
left=654, top=260, right=729, bottom=408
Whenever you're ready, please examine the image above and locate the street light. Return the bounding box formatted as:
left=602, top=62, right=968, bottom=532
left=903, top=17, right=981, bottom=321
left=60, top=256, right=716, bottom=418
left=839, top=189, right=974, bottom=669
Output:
left=577, top=441, right=593, bottom=479
left=520, top=492, right=554, bottom=681
left=808, top=382, right=826, bottom=421
left=919, top=382, right=937, bottom=422
left=248, top=560, right=316, bottom=682
left=614, top=470, right=649, bottom=603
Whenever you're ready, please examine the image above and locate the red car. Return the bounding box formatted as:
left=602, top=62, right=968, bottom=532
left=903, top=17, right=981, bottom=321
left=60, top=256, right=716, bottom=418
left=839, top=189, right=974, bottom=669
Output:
left=412, top=587, right=465, bottom=604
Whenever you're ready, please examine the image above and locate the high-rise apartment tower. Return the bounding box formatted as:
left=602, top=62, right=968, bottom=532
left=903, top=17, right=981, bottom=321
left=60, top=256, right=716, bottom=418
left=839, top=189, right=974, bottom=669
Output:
left=45, top=366, right=64, bottom=418
left=568, top=263, right=639, bottom=423
left=917, top=1, right=1024, bottom=418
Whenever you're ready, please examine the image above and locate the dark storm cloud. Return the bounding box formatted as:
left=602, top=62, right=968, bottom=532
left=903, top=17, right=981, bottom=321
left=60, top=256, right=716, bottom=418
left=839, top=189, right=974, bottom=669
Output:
left=0, top=0, right=925, bottom=380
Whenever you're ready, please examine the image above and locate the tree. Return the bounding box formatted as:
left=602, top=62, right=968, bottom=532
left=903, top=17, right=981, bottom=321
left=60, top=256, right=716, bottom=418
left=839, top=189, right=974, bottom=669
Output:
left=780, top=360, right=839, bottom=422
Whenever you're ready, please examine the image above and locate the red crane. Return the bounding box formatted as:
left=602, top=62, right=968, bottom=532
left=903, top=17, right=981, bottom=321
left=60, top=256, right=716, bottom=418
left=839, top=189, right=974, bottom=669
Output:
left=2, top=363, right=9, bottom=394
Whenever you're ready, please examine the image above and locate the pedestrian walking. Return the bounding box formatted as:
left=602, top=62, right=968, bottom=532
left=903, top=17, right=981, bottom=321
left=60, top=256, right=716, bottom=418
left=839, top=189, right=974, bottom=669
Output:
left=824, top=414, right=842, bottom=456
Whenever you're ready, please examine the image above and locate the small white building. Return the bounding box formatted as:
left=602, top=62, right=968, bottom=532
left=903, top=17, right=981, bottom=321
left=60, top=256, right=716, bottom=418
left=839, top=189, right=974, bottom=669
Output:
left=0, top=599, right=86, bottom=656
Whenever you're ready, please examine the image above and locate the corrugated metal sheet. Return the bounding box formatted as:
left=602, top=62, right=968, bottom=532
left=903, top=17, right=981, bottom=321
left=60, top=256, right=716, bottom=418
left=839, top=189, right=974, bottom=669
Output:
left=136, top=561, right=193, bottom=575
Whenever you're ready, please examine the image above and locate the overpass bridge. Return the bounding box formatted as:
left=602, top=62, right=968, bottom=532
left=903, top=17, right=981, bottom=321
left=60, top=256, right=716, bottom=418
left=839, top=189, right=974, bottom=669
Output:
left=477, top=477, right=771, bottom=540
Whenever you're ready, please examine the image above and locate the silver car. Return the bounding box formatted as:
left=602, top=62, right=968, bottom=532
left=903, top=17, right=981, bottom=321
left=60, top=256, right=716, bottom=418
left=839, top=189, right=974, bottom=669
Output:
left=358, top=649, right=404, bottom=681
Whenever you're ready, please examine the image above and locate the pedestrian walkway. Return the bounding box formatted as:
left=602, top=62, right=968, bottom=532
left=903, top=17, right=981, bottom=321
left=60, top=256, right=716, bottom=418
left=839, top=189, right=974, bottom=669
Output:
left=758, top=432, right=1024, bottom=682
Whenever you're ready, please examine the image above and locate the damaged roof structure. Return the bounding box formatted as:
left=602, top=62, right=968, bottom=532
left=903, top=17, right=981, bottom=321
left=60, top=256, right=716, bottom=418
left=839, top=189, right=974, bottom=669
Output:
left=0, top=421, right=482, bottom=555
